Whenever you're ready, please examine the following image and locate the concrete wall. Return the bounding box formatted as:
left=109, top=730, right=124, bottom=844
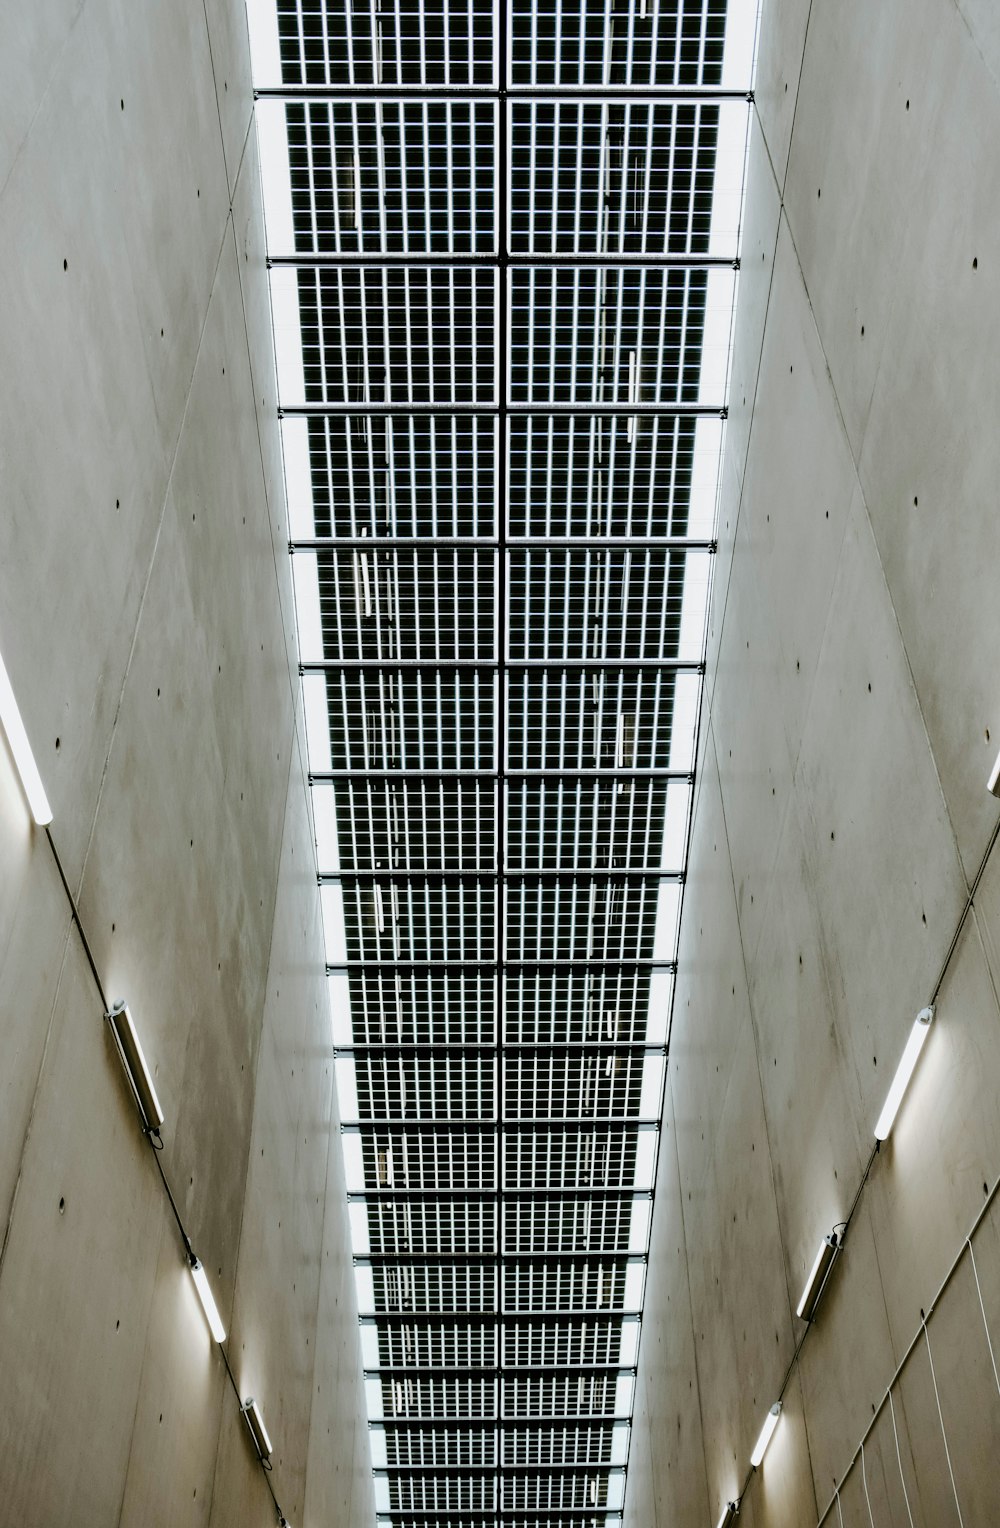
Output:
left=625, top=2, right=1000, bottom=1524
left=0, top=5, right=373, bottom=1526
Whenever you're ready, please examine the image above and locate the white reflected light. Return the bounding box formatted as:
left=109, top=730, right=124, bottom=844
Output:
left=188, top=1254, right=226, bottom=1342
left=874, top=1006, right=934, bottom=1141
left=750, top=1402, right=781, bottom=1468
left=0, top=647, right=52, bottom=824
left=988, top=748, right=1000, bottom=797
left=716, top=1503, right=738, bottom=1528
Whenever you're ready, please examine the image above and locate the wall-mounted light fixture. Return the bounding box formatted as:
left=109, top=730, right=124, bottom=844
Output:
left=750, top=1402, right=781, bottom=1468
left=715, top=1502, right=739, bottom=1528
left=105, top=1001, right=164, bottom=1135
left=988, top=748, right=1000, bottom=797
left=0, top=646, right=52, bottom=824
left=874, top=1006, right=934, bottom=1142
left=242, top=1397, right=273, bottom=1463
left=796, top=1230, right=840, bottom=1322
left=188, top=1253, right=226, bottom=1342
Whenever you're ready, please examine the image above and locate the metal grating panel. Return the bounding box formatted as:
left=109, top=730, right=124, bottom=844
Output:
left=258, top=1, right=752, bottom=1523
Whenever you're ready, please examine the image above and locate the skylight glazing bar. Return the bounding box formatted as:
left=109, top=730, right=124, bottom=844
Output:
left=255, top=0, right=751, bottom=1521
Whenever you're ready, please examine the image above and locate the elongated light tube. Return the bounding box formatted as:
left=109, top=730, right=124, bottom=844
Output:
left=988, top=748, right=1000, bottom=797
left=106, top=1001, right=164, bottom=1133
left=716, top=1502, right=738, bottom=1528
left=874, top=1006, right=934, bottom=1141
left=242, top=1396, right=273, bottom=1461
left=189, top=1254, right=226, bottom=1342
left=750, top=1402, right=781, bottom=1468
left=796, top=1231, right=839, bottom=1322
left=0, top=647, right=52, bottom=824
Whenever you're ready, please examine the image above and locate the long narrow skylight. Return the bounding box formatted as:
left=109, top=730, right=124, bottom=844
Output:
left=249, top=3, right=757, bottom=1525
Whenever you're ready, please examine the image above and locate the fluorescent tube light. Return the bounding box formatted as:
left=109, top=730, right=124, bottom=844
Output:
left=989, top=748, right=1000, bottom=797
left=105, top=1001, right=165, bottom=1134
left=716, top=1503, right=738, bottom=1528
left=874, top=1006, right=934, bottom=1141
left=242, top=1397, right=273, bottom=1461
left=750, top=1402, right=781, bottom=1468
left=188, top=1254, right=226, bottom=1342
left=0, top=647, right=52, bottom=824
left=796, top=1231, right=840, bottom=1322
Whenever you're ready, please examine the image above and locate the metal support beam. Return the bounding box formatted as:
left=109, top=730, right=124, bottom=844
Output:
left=280, top=400, right=726, bottom=417
left=270, top=251, right=739, bottom=269
left=290, top=536, right=717, bottom=551
left=256, top=83, right=753, bottom=101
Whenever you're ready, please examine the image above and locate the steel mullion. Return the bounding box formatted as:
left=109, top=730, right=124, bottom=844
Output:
left=352, top=1187, right=651, bottom=1200
left=496, top=0, right=509, bottom=1491
left=365, top=1364, right=635, bottom=1379
left=326, top=959, right=677, bottom=970
left=281, top=400, right=725, bottom=416
left=258, top=85, right=752, bottom=100
left=302, top=657, right=703, bottom=668
left=367, top=1309, right=635, bottom=1323
left=310, top=768, right=692, bottom=779
left=318, top=867, right=683, bottom=880
left=340, top=1045, right=664, bottom=1056
left=350, top=1120, right=657, bottom=1131
left=375, top=1461, right=626, bottom=1474
left=374, top=1506, right=625, bottom=1519
left=376, top=1416, right=625, bottom=1428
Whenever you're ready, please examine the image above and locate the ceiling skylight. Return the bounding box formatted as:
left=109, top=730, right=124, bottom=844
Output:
left=248, top=2, right=757, bottom=1523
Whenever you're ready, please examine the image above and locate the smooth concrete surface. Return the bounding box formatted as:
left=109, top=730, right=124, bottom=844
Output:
left=0, top=5, right=373, bottom=1526
left=625, top=1, right=1000, bottom=1524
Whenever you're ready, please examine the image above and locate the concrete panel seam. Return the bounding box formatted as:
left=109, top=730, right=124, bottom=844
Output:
left=73, top=210, right=235, bottom=904
left=702, top=134, right=782, bottom=738
left=817, top=1161, right=1000, bottom=1524
left=113, top=1203, right=174, bottom=1528
left=856, top=481, right=970, bottom=892
left=736, top=810, right=1000, bottom=1521
left=200, top=0, right=246, bottom=199
left=709, top=720, right=822, bottom=1519
left=0, top=923, right=72, bottom=1279
left=777, top=0, right=816, bottom=200
left=0, top=0, right=87, bottom=208
left=228, top=190, right=302, bottom=723
left=297, top=1025, right=337, bottom=1522
left=659, top=1092, right=714, bottom=1526
left=230, top=109, right=256, bottom=211
left=203, top=728, right=296, bottom=1314
left=952, top=0, right=1000, bottom=93
left=972, top=903, right=1000, bottom=1019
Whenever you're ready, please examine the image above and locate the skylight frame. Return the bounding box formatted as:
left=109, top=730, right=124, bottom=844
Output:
left=250, top=0, right=756, bottom=1522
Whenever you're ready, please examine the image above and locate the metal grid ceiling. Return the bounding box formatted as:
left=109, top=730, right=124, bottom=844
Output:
left=261, top=2, right=750, bottom=1524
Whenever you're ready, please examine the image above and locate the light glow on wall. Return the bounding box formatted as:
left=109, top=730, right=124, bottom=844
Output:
left=874, top=1007, right=934, bottom=1142
left=0, top=645, right=52, bottom=824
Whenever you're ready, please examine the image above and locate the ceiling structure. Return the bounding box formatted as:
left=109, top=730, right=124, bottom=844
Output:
left=249, top=2, right=755, bottom=1523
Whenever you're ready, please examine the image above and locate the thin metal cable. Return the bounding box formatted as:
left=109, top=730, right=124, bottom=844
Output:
left=835, top=1489, right=845, bottom=1528
left=923, top=1322, right=964, bottom=1528
left=42, top=809, right=290, bottom=1525
left=45, top=826, right=109, bottom=1011
left=764, top=809, right=1000, bottom=1526
left=967, top=1237, right=1000, bottom=1400
left=888, top=1391, right=915, bottom=1528
left=860, top=1440, right=876, bottom=1528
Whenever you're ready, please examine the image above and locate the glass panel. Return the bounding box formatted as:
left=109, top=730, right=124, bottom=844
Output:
left=254, top=0, right=753, bottom=1518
